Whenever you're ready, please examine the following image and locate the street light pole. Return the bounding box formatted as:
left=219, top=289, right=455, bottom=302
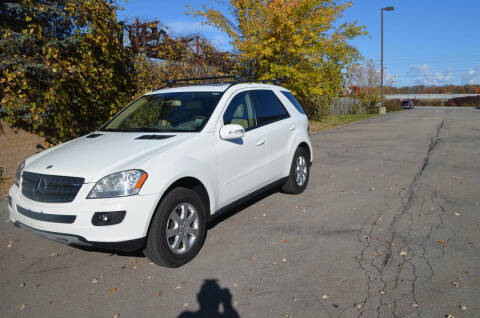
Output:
left=380, top=6, right=394, bottom=114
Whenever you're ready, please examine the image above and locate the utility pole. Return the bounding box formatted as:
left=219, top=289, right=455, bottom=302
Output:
left=380, top=6, right=394, bottom=114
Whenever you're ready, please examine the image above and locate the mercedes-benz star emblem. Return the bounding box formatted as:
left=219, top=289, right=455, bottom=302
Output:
left=33, top=178, right=48, bottom=197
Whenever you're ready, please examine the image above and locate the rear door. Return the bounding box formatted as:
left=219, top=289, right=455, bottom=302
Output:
left=250, top=90, right=295, bottom=182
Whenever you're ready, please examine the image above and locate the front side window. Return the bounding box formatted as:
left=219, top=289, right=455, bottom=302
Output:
left=101, top=92, right=222, bottom=132
left=223, top=91, right=257, bottom=131
left=251, top=90, right=290, bottom=126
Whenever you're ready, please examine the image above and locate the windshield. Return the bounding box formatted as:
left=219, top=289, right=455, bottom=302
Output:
left=101, top=92, right=223, bottom=132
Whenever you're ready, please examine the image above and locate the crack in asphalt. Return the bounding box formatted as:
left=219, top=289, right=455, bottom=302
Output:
left=342, top=118, right=451, bottom=318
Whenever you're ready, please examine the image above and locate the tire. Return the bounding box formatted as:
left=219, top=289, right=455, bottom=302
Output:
left=282, top=147, right=310, bottom=194
left=144, top=187, right=207, bottom=267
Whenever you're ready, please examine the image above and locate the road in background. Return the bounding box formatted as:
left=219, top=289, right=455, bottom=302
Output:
left=1, top=108, right=479, bottom=318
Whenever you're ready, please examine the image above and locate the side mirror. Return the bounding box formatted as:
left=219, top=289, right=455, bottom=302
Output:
left=220, top=124, right=245, bottom=140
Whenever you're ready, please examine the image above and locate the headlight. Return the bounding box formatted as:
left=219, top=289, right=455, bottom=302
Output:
left=14, top=161, right=25, bottom=187
left=87, top=170, right=148, bottom=199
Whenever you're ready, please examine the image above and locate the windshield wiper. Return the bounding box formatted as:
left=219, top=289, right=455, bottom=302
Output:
left=125, top=127, right=167, bottom=132
left=102, top=127, right=167, bottom=132
left=101, top=127, right=198, bottom=133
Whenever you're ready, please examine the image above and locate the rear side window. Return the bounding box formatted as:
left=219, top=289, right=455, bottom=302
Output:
left=281, top=91, right=305, bottom=114
left=251, top=90, right=290, bottom=126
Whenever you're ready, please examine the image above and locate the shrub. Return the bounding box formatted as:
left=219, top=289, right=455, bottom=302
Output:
left=0, top=0, right=136, bottom=144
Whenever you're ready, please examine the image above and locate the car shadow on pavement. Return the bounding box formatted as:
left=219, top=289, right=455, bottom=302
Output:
left=207, top=187, right=280, bottom=230
left=72, top=186, right=280, bottom=258
left=178, top=279, right=240, bottom=318
left=72, top=245, right=145, bottom=257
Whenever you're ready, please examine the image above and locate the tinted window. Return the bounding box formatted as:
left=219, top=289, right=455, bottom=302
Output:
left=251, top=90, right=289, bottom=126
left=223, top=92, right=257, bottom=130
left=281, top=91, right=305, bottom=114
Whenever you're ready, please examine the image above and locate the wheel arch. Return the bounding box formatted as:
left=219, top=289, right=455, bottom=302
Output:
left=161, top=177, right=211, bottom=214
left=144, top=176, right=212, bottom=239
left=298, top=141, right=312, bottom=163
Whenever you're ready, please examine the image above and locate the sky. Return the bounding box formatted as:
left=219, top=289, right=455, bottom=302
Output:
left=119, top=0, right=480, bottom=87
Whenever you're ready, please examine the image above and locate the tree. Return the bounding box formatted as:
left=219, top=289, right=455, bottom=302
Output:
left=0, top=0, right=136, bottom=143
left=190, top=0, right=365, bottom=118
left=126, top=19, right=237, bottom=93
left=345, top=60, right=395, bottom=113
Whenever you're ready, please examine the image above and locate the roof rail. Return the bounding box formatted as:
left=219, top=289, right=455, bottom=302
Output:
left=167, top=75, right=244, bottom=87
left=261, top=79, right=280, bottom=85
left=152, top=75, right=281, bottom=91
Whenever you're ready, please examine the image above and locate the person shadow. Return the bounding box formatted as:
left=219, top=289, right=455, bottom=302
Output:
left=178, top=279, right=240, bottom=318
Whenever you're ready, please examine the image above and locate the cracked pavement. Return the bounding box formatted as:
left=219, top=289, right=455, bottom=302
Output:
left=1, top=108, right=479, bottom=317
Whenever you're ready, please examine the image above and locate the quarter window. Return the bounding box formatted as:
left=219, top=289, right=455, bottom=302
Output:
left=223, top=92, right=257, bottom=130
left=281, top=91, right=305, bottom=114
left=251, top=90, right=290, bottom=126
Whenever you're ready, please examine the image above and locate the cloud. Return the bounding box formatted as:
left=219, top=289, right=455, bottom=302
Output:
left=406, top=64, right=453, bottom=86
left=462, top=65, right=480, bottom=84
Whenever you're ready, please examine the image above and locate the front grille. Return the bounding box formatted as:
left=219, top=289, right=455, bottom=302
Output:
left=21, top=171, right=84, bottom=203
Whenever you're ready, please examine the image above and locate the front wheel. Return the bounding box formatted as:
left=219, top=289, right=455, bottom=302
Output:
left=282, top=147, right=310, bottom=194
left=144, top=187, right=207, bottom=267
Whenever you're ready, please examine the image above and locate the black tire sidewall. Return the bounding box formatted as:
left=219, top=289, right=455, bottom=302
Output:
left=146, top=188, right=207, bottom=267
left=289, top=148, right=310, bottom=193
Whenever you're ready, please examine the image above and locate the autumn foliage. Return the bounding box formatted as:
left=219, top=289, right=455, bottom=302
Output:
left=1, top=0, right=366, bottom=143
left=190, top=0, right=365, bottom=118
left=0, top=0, right=136, bottom=143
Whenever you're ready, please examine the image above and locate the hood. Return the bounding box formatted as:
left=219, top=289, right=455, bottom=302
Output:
left=24, top=132, right=195, bottom=183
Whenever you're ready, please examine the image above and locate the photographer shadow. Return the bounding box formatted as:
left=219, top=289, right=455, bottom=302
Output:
left=178, top=279, right=240, bottom=318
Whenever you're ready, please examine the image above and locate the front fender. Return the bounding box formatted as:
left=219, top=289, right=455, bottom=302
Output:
left=140, top=156, right=218, bottom=215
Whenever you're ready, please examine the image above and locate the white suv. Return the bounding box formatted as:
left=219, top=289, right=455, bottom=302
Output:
left=8, top=80, right=312, bottom=267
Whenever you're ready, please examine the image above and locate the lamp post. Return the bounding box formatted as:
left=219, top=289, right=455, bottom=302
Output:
left=380, top=6, right=394, bottom=115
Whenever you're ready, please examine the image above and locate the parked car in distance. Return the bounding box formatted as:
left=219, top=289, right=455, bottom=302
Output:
left=8, top=78, right=313, bottom=267
left=401, top=100, right=415, bottom=109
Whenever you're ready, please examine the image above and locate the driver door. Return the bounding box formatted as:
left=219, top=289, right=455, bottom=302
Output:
left=215, top=90, right=268, bottom=207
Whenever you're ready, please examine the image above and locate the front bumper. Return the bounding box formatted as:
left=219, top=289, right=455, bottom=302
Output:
left=13, top=221, right=145, bottom=252
left=8, top=184, right=160, bottom=251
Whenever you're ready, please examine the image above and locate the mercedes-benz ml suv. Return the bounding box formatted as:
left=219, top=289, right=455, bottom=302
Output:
left=8, top=81, right=313, bottom=267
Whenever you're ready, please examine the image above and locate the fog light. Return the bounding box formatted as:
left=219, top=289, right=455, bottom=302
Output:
left=8, top=195, right=13, bottom=207
left=92, top=211, right=126, bottom=226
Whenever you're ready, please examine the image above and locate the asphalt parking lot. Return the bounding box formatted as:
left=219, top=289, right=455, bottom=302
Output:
left=1, top=108, right=479, bottom=318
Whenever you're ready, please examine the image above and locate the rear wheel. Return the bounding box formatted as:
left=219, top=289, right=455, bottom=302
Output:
left=282, top=147, right=310, bottom=194
left=144, top=187, right=207, bottom=267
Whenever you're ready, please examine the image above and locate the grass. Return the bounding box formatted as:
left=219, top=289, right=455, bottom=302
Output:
left=309, top=113, right=378, bottom=133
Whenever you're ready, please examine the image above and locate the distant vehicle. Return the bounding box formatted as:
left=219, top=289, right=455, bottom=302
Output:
left=401, top=100, right=415, bottom=109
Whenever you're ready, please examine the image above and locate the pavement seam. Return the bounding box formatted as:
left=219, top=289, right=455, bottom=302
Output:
left=348, top=118, right=447, bottom=318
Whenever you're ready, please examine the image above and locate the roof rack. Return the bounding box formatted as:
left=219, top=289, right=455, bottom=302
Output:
left=261, top=79, right=280, bottom=85
left=166, top=75, right=244, bottom=87
left=153, top=75, right=281, bottom=91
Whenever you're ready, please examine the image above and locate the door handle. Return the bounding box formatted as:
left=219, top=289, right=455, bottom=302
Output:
left=289, top=125, right=296, bottom=131
left=256, top=138, right=265, bottom=146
